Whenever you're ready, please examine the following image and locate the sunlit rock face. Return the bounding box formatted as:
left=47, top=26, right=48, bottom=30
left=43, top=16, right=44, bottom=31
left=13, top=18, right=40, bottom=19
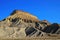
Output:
left=0, top=10, right=60, bottom=38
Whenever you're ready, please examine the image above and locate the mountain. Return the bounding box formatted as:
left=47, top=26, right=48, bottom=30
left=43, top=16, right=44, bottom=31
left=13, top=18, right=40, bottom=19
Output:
left=0, top=10, right=60, bottom=38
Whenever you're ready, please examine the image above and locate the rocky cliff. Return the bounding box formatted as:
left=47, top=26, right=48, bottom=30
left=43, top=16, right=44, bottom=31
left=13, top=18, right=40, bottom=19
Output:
left=0, top=10, right=60, bottom=38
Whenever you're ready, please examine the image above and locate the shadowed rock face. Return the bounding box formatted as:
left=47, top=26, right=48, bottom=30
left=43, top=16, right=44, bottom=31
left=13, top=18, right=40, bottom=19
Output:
left=0, top=10, right=60, bottom=38
left=25, top=27, right=37, bottom=36
left=42, top=23, right=59, bottom=34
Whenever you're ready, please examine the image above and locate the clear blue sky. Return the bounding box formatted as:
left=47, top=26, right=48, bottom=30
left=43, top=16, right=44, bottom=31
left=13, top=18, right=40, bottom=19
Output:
left=0, top=0, right=60, bottom=23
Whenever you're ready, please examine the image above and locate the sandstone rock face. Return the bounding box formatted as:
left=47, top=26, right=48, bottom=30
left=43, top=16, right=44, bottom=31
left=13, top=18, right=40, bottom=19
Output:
left=0, top=10, right=60, bottom=38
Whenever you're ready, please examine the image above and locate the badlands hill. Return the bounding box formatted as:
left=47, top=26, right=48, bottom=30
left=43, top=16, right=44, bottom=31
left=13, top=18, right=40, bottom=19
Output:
left=0, top=10, right=60, bottom=38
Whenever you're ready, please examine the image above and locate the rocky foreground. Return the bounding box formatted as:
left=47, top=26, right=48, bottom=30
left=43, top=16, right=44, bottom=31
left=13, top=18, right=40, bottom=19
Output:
left=0, top=10, right=60, bottom=38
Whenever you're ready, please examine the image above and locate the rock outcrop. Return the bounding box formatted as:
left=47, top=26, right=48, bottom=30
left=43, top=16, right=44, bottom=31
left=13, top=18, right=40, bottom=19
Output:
left=0, top=10, right=60, bottom=38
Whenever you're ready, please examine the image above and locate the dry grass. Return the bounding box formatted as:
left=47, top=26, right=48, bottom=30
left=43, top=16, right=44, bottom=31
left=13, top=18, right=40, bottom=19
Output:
left=0, top=37, right=60, bottom=40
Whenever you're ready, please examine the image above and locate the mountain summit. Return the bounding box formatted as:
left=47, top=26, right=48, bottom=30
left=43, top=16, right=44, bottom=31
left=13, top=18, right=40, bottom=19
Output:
left=0, top=10, right=60, bottom=38
left=10, top=10, right=37, bottom=19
